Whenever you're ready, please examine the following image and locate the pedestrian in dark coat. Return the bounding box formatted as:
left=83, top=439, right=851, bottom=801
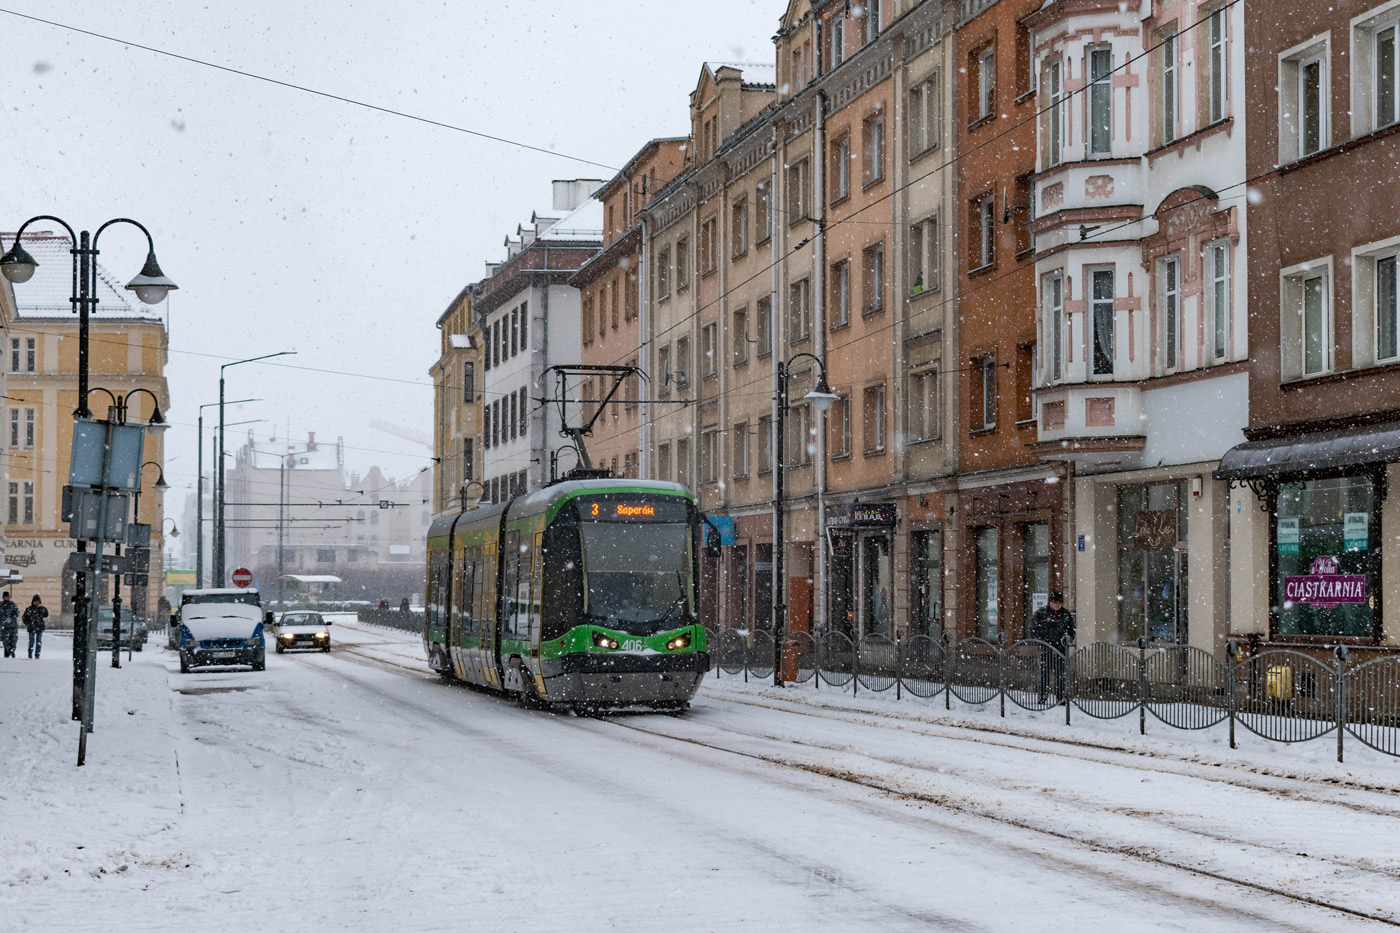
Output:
left=23, top=595, right=47, bottom=659
left=0, top=592, right=18, bottom=658
left=1028, top=592, right=1075, bottom=702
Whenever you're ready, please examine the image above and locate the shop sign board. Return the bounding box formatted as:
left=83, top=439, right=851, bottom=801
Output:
left=1277, top=517, right=1300, bottom=555
left=1134, top=510, right=1177, bottom=550
left=705, top=515, right=735, bottom=546
left=1283, top=555, right=1366, bottom=610
left=851, top=503, right=897, bottom=527
left=1344, top=512, right=1370, bottom=551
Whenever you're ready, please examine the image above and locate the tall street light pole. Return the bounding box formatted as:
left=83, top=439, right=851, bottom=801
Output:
left=215, top=353, right=294, bottom=585
left=772, top=353, right=838, bottom=687
left=197, top=399, right=257, bottom=588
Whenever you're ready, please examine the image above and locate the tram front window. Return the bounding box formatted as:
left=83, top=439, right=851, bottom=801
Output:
left=579, top=522, right=693, bottom=633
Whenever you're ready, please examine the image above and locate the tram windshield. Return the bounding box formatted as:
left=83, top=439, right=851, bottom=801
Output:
left=579, top=521, right=694, bottom=633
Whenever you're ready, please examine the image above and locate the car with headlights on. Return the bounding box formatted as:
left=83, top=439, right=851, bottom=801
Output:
left=275, top=611, right=331, bottom=653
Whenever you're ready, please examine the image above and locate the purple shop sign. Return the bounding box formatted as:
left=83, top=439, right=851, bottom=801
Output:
left=1283, top=556, right=1367, bottom=610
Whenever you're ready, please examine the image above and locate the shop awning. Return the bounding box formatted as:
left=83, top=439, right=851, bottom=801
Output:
left=1215, top=420, right=1400, bottom=480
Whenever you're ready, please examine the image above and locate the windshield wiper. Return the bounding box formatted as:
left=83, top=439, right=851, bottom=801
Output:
left=655, top=595, right=689, bottom=631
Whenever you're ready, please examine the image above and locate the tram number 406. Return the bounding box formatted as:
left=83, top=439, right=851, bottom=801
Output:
left=621, top=639, right=646, bottom=652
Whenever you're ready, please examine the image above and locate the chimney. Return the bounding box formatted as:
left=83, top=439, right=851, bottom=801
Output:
left=307, top=431, right=317, bottom=451
left=552, top=178, right=605, bottom=212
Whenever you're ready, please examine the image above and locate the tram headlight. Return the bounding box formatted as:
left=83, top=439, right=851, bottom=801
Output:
left=666, top=632, right=692, bottom=651
left=592, top=632, right=620, bottom=650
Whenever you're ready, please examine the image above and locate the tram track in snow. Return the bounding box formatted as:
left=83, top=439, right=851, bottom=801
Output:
left=593, top=709, right=1400, bottom=929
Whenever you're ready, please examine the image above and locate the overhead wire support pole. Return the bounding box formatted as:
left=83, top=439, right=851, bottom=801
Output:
left=216, top=354, right=293, bottom=586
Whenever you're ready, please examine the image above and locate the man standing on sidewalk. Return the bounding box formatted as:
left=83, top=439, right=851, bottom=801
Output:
left=22, top=594, right=47, bottom=659
left=1029, top=591, right=1075, bottom=702
left=0, top=593, right=18, bottom=658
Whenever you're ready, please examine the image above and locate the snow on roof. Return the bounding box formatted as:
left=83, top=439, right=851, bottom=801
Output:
left=706, top=61, right=777, bottom=87
left=2, top=231, right=144, bottom=318
left=279, top=574, right=342, bottom=584
left=246, top=438, right=343, bottom=473
left=536, top=197, right=604, bottom=241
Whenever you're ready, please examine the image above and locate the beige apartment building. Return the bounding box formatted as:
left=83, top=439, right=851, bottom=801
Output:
left=2, top=232, right=169, bottom=621
left=431, top=286, right=480, bottom=516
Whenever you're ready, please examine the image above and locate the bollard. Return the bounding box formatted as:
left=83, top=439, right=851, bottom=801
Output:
left=1336, top=644, right=1349, bottom=763
left=1138, top=636, right=1149, bottom=735
left=1063, top=634, right=1073, bottom=726
left=997, top=632, right=1006, bottom=719
left=1226, top=641, right=1237, bottom=750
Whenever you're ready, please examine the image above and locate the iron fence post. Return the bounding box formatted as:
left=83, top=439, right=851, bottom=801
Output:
left=1138, top=636, right=1148, bottom=735
left=945, top=633, right=953, bottom=711
left=1336, top=644, right=1349, bottom=763
left=743, top=636, right=748, bottom=684
left=895, top=638, right=902, bottom=701
left=852, top=636, right=859, bottom=696
left=1063, top=633, right=1072, bottom=726
left=998, top=632, right=1006, bottom=719
left=1226, top=641, right=1237, bottom=749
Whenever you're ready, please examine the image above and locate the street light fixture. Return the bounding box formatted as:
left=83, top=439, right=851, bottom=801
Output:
left=164, top=517, right=180, bottom=538
left=216, top=353, right=295, bottom=586
left=772, top=352, right=837, bottom=688
left=460, top=480, right=486, bottom=511
left=197, top=399, right=258, bottom=588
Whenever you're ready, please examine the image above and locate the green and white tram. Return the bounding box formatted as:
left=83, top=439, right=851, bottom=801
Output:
left=424, top=478, right=709, bottom=709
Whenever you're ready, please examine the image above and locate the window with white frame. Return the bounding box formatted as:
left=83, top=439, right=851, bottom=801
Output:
left=1045, top=58, right=1064, bottom=165
left=862, top=113, right=884, bottom=185
left=675, top=336, right=690, bottom=387
left=1088, top=48, right=1112, bottom=155
left=976, top=47, right=995, bottom=120
left=1090, top=267, right=1115, bottom=377
left=757, top=296, right=773, bottom=355
left=6, top=482, right=16, bottom=525
left=908, top=72, right=940, bottom=158
left=830, top=259, right=851, bottom=328
left=755, top=185, right=772, bottom=244
left=676, top=236, right=690, bottom=289
left=658, top=344, right=672, bottom=394
left=1045, top=272, right=1064, bottom=382
left=1206, top=241, right=1232, bottom=361
left=657, top=442, right=671, bottom=482
left=830, top=12, right=845, bottom=69
left=787, top=158, right=810, bottom=222
left=8, top=339, right=17, bottom=373
left=909, top=366, right=941, bottom=442
left=1375, top=15, right=1399, bottom=129
left=830, top=394, right=851, bottom=457
left=863, top=384, right=886, bottom=453
left=1355, top=11, right=1400, bottom=135
left=980, top=358, right=998, bottom=430
left=789, top=278, right=811, bottom=343
left=1361, top=242, right=1400, bottom=364
left=833, top=134, right=851, bottom=201
left=864, top=0, right=880, bottom=43
left=974, top=196, right=995, bottom=269
left=909, top=215, right=939, bottom=294
left=656, top=245, right=671, bottom=299
left=677, top=436, right=691, bottom=488
left=733, top=306, right=749, bottom=365
left=1279, top=261, right=1333, bottom=380
left=757, top=414, right=772, bottom=473
left=701, top=427, right=719, bottom=484
left=862, top=243, right=885, bottom=313
left=732, top=422, right=749, bottom=478
left=732, top=197, right=748, bottom=258
left=1160, top=29, right=1179, bottom=145
left=1207, top=7, right=1229, bottom=124
left=1303, top=272, right=1330, bottom=375
left=1280, top=37, right=1330, bottom=161
left=702, top=322, right=718, bottom=377
left=700, top=216, right=718, bottom=273
left=1161, top=256, right=1181, bottom=371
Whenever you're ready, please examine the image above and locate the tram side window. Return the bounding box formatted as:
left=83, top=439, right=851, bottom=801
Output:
left=516, top=541, right=534, bottom=639
left=541, top=519, right=581, bottom=641
left=460, top=558, right=476, bottom=638
left=430, top=550, right=449, bottom=635
left=503, top=531, right=521, bottom=639
left=475, top=554, right=493, bottom=638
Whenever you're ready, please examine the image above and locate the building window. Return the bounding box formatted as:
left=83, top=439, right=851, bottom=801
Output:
left=972, top=196, right=995, bottom=269
left=463, top=362, right=475, bottom=402
left=1207, top=241, right=1232, bottom=362
left=1299, top=54, right=1325, bottom=156
left=830, top=12, right=845, bottom=69
left=909, top=366, right=940, bottom=442
left=1207, top=7, right=1228, bottom=124
left=863, top=0, right=879, bottom=43
left=862, top=243, right=884, bottom=314
left=317, top=549, right=336, bottom=563
left=755, top=184, right=772, bottom=244
left=1088, top=48, right=1112, bottom=154
left=786, top=158, right=810, bottom=222
left=981, top=358, right=997, bottom=429
left=975, top=46, right=995, bottom=121
left=463, top=439, right=474, bottom=482
left=832, top=134, right=851, bottom=201
left=732, top=422, right=749, bottom=478
left=1091, top=267, right=1115, bottom=377
left=1303, top=271, right=1329, bottom=376
left=908, top=73, right=940, bottom=158
left=863, top=383, right=886, bottom=454
left=757, top=296, right=773, bottom=356
left=22, top=408, right=34, bottom=449
left=862, top=113, right=884, bottom=185
left=581, top=296, right=594, bottom=344
left=7, top=482, right=16, bottom=525
left=656, top=245, right=671, bottom=299
left=1377, top=254, right=1399, bottom=362
left=1374, top=17, right=1399, bottom=130
left=1045, top=273, right=1064, bottom=382
left=975, top=525, right=999, bottom=641
left=510, top=308, right=519, bottom=357
left=675, top=336, right=691, bottom=386
left=1015, top=343, right=1036, bottom=423
left=757, top=414, right=773, bottom=473
left=830, top=260, right=851, bottom=328
left=789, top=277, right=811, bottom=344
left=909, top=215, right=939, bottom=294
left=518, top=387, right=528, bottom=434
left=1275, top=474, right=1376, bottom=639
left=701, top=428, right=719, bottom=484
left=1160, top=29, right=1178, bottom=144
left=830, top=394, right=851, bottom=457
left=1045, top=58, right=1064, bottom=165
left=700, top=216, right=718, bottom=274
left=1161, top=256, right=1181, bottom=372
left=787, top=403, right=814, bottom=466
left=509, top=392, right=518, bottom=440
left=733, top=307, right=749, bottom=365
left=676, top=237, right=690, bottom=289
left=483, top=404, right=491, bottom=450
left=23, top=338, right=34, bottom=373
left=658, top=344, right=672, bottom=394
left=1281, top=39, right=1329, bottom=161
left=8, top=339, right=17, bottom=373
left=677, top=436, right=691, bottom=488
left=702, top=323, right=718, bottom=377
left=731, top=197, right=748, bottom=258
left=914, top=530, right=944, bottom=638
left=657, top=442, right=671, bottom=482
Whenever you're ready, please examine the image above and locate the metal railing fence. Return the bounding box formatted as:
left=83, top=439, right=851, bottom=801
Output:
left=704, top=627, right=1400, bottom=763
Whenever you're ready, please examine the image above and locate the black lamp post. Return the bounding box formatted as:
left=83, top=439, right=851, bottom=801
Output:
left=216, top=353, right=294, bottom=586
left=772, top=353, right=838, bottom=687
left=198, top=399, right=257, bottom=588
left=459, top=481, right=486, bottom=511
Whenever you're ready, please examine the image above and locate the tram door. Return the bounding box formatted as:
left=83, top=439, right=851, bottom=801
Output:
left=483, top=539, right=502, bottom=689
left=449, top=543, right=467, bottom=680
left=527, top=532, right=544, bottom=692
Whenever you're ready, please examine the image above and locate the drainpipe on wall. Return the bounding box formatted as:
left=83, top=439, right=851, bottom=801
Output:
left=770, top=123, right=781, bottom=636
left=813, top=89, right=828, bottom=637
left=639, top=212, right=650, bottom=478
left=538, top=264, right=550, bottom=492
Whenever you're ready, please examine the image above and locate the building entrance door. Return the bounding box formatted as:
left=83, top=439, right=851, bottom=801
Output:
left=1117, top=482, right=1188, bottom=643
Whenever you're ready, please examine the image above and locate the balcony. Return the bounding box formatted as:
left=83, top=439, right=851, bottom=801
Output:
left=1029, top=383, right=1145, bottom=473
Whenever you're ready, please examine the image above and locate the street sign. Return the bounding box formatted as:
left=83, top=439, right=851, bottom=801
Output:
left=231, top=567, right=253, bottom=588
left=67, top=552, right=131, bottom=574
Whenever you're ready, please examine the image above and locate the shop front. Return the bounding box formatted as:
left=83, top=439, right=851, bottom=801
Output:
left=1216, top=422, right=1399, bottom=647
left=825, top=502, right=898, bottom=640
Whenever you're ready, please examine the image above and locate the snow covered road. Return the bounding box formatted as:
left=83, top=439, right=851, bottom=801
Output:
left=3, top=621, right=1398, bottom=931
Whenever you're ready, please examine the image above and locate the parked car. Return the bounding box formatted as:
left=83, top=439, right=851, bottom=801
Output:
left=274, top=611, right=332, bottom=653
left=174, top=590, right=266, bottom=673
left=94, top=606, right=147, bottom=651
left=170, top=587, right=263, bottom=650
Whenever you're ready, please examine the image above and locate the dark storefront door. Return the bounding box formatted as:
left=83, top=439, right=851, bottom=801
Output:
left=1117, top=482, right=1188, bottom=643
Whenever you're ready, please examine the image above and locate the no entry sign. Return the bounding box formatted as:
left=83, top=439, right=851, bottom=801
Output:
left=231, top=567, right=253, bottom=588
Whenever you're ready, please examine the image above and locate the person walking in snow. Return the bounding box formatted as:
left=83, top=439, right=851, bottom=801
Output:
left=0, top=592, right=18, bottom=658
left=1029, top=591, right=1075, bottom=703
left=23, top=594, right=47, bottom=659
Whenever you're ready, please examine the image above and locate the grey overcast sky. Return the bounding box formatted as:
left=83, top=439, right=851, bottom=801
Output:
left=0, top=0, right=776, bottom=527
